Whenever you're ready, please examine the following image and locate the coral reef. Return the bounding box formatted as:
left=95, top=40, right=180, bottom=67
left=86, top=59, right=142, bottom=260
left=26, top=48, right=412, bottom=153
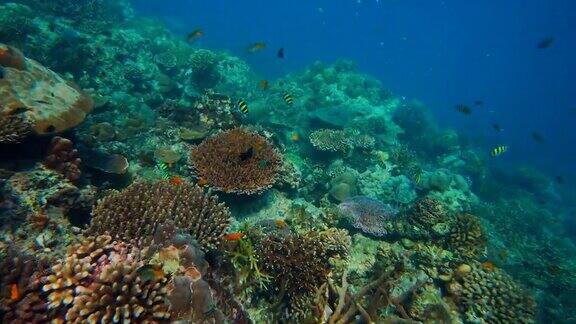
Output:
left=43, top=137, right=82, bottom=182
left=0, top=43, right=93, bottom=142
left=190, top=128, right=282, bottom=194
left=448, top=265, right=537, bottom=323
left=447, top=213, right=487, bottom=260
left=88, top=180, right=231, bottom=249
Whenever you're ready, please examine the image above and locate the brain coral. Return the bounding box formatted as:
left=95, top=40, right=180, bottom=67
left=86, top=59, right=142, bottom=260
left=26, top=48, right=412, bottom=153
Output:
left=0, top=44, right=93, bottom=142
left=449, top=265, right=536, bottom=323
left=88, top=180, right=231, bottom=249
left=190, top=127, right=282, bottom=194
left=338, top=196, right=398, bottom=236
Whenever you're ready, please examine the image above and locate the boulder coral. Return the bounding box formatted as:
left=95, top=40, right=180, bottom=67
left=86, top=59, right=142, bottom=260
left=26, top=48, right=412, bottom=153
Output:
left=0, top=44, right=93, bottom=143
left=448, top=265, right=536, bottom=323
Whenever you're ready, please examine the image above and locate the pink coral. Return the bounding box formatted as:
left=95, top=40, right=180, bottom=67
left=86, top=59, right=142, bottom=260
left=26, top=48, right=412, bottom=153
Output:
left=338, top=196, right=398, bottom=236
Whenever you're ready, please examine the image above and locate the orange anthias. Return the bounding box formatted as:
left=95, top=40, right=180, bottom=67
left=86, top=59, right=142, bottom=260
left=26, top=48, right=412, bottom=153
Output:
left=170, top=176, right=183, bottom=186
left=10, top=284, right=20, bottom=301
left=224, top=232, right=244, bottom=241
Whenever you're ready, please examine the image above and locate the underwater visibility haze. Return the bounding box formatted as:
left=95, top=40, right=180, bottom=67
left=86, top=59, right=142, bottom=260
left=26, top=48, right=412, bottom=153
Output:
left=0, top=0, right=575, bottom=323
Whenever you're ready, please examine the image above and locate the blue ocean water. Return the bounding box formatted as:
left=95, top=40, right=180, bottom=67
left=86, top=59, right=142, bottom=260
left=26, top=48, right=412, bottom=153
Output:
left=136, top=0, right=576, bottom=178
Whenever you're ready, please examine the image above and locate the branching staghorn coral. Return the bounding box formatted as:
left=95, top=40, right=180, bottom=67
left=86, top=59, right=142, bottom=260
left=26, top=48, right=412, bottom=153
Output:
left=190, top=127, right=282, bottom=194
left=87, top=180, right=231, bottom=249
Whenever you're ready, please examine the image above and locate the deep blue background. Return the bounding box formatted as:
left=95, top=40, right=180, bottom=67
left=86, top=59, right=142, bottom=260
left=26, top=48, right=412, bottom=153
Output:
left=133, top=0, right=576, bottom=178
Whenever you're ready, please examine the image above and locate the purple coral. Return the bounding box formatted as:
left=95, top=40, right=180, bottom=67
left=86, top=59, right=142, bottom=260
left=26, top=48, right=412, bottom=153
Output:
left=338, top=196, right=398, bottom=236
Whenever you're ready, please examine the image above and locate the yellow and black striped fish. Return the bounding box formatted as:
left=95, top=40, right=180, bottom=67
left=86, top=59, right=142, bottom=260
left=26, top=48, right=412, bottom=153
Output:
left=282, top=92, right=293, bottom=105
left=491, top=145, right=508, bottom=157
left=237, top=99, right=249, bottom=114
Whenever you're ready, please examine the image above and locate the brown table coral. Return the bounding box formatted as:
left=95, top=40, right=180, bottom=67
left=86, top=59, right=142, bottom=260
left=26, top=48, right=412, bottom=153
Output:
left=190, top=127, right=282, bottom=194
left=87, top=180, right=231, bottom=250
left=0, top=44, right=93, bottom=143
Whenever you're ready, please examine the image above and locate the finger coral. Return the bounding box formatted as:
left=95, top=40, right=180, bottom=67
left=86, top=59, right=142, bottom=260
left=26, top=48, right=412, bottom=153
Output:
left=0, top=43, right=93, bottom=142
left=88, top=180, right=231, bottom=249
left=4, top=235, right=171, bottom=323
left=43, top=136, right=82, bottom=182
left=447, top=213, right=487, bottom=260
left=190, top=127, right=282, bottom=194
left=338, top=196, right=398, bottom=237
left=309, top=129, right=375, bottom=153
left=448, top=265, right=536, bottom=323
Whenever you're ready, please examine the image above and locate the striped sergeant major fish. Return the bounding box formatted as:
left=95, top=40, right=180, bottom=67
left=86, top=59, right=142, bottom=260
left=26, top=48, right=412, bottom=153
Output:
left=491, top=145, right=508, bottom=157
left=237, top=99, right=249, bottom=114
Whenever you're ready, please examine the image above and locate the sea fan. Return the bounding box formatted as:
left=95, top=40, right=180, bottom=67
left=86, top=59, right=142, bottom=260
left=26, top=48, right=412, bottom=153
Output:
left=338, top=196, right=398, bottom=236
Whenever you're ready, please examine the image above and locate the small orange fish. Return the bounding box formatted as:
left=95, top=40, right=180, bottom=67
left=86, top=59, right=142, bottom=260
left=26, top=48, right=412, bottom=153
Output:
left=197, top=177, right=208, bottom=186
left=259, top=79, right=269, bottom=90
left=10, top=284, right=19, bottom=301
left=275, top=219, right=287, bottom=229
left=481, top=261, right=495, bottom=271
left=170, top=176, right=183, bottom=186
left=290, top=132, right=300, bottom=142
left=247, top=42, right=266, bottom=53
left=187, top=28, right=203, bottom=43
left=224, top=232, right=244, bottom=241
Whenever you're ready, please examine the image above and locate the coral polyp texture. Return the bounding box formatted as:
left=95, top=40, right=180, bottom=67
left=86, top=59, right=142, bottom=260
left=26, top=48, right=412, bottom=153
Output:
left=87, top=180, right=231, bottom=249
left=447, top=213, right=487, bottom=260
left=338, top=196, right=398, bottom=236
left=0, top=43, right=93, bottom=142
left=449, top=265, right=537, bottom=323
left=190, top=127, right=282, bottom=194
left=309, top=128, right=375, bottom=153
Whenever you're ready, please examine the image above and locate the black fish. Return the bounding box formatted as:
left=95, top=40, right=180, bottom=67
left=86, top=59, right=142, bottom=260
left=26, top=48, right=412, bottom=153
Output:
left=474, top=100, right=484, bottom=106
left=537, top=37, right=555, bottom=49
left=555, top=176, right=564, bottom=184
left=492, top=123, right=502, bottom=132
left=455, top=104, right=471, bottom=115
left=277, top=47, right=284, bottom=58
left=239, top=147, right=254, bottom=162
left=531, top=131, right=544, bottom=142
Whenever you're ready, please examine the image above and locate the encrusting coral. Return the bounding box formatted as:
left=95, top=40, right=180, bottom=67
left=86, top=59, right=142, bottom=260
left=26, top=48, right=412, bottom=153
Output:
left=87, top=180, right=231, bottom=249
left=190, top=127, right=282, bottom=194
left=448, top=265, right=537, bottom=323
left=0, top=43, right=93, bottom=142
